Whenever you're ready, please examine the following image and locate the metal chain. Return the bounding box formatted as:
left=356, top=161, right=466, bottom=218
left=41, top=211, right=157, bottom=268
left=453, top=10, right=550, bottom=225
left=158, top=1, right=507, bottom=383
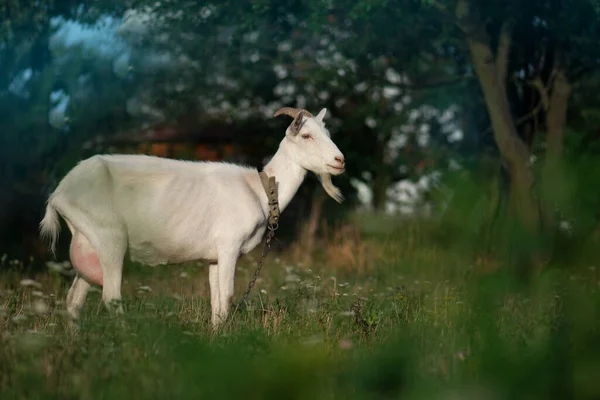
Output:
left=229, top=223, right=278, bottom=317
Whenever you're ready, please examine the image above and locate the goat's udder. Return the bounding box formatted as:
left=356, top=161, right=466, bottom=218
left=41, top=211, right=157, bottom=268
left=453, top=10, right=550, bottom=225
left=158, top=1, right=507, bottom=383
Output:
left=70, top=232, right=103, bottom=286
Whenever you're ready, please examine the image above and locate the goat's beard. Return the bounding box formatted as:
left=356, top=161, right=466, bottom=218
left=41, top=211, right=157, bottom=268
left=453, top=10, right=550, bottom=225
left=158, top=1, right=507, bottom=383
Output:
left=318, top=173, right=344, bottom=203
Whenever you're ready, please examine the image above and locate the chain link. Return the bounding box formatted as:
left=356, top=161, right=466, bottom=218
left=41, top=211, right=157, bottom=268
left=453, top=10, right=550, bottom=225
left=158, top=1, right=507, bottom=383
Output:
left=229, top=223, right=278, bottom=318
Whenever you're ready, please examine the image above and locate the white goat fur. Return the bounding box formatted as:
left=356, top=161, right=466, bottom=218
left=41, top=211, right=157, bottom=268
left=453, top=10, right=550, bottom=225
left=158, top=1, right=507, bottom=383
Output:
left=39, top=107, right=345, bottom=327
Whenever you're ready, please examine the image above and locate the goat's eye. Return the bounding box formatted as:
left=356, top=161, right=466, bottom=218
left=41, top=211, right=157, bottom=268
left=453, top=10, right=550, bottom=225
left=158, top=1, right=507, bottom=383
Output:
left=301, top=134, right=312, bottom=140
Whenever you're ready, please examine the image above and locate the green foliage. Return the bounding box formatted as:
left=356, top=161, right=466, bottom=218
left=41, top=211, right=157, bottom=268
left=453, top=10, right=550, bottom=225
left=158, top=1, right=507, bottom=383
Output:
left=1, top=0, right=600, bottom=274
left=2, top=215, right=600, bottom=398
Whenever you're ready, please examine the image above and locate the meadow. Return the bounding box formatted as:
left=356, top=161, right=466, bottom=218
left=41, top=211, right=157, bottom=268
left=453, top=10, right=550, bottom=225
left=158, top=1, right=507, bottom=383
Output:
left=1, top=213, right=599, bottom=399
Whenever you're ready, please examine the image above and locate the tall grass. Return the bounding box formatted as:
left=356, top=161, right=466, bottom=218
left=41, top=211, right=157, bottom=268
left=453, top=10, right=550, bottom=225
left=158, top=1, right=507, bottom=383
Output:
left=1, top=215, right=599, bottom=399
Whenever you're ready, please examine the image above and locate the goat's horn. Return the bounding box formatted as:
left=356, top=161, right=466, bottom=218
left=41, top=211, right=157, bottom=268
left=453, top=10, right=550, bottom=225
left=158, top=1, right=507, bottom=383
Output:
left=273, top=107, right=314, bottom=119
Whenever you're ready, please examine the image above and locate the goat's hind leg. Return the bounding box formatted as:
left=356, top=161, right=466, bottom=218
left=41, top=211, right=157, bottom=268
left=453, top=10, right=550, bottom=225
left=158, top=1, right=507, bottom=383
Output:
left=65, top=223, right=94, bottom=329
left=65, top=276, right=91, bottom=332
left=213, top=247, right=241, bottom=328
left=209, top=263, right=221, bottom=328
left=66, top=276, right=91, bottom=321
left=95, top=231, right=127, bottom=316
left=68, top=222, right=126, bottom=316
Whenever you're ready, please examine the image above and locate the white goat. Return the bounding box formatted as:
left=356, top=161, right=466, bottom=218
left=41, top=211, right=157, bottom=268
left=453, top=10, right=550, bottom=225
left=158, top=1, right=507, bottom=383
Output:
left=40, top=107, right=345, bottom=327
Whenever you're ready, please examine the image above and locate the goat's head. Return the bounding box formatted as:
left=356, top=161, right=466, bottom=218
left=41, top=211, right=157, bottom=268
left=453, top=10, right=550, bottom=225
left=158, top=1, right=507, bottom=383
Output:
left=274, top=107, right=345, bottom=202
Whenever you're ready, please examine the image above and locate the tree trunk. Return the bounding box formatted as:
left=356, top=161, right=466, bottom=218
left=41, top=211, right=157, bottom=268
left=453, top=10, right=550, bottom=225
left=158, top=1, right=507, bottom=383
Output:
left=456, top=0, right=542, bottom=268
left=541, top=67, right=572, bottom=229
left=303, top=188, right=326, bottom=254
left=294, top=187, right=327, bottom=263
left=372, top=171, right=390, bottom=211
left=371, top=134, right=392, bottom=212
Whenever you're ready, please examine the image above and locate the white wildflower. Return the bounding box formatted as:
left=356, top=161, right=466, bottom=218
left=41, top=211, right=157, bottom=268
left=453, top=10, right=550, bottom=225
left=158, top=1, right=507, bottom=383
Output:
left=46, top=261, right=65, bottom=272
left=33, top=299, right=49, bottom=315
left=12, top=314, right=27, bottom=323
left=285, top=274, right=301, bottom=283
left=20, top=279, right=42, bottom=289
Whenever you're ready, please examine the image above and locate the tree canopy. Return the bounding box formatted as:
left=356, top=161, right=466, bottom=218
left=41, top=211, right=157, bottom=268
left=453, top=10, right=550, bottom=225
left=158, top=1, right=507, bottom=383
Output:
left=1, top=0, right=600, bottom=269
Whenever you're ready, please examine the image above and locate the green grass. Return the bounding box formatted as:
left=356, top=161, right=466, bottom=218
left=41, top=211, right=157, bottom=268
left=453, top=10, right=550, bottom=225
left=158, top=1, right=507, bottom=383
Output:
left=1, top=218, right=600, bottom=399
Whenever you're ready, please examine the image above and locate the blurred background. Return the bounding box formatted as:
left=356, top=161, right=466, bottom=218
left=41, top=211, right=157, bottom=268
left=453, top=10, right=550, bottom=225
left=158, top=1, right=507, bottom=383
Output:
left=2, top=1, right=600, bottom=398
left=2, top=0, right=597, bottom=271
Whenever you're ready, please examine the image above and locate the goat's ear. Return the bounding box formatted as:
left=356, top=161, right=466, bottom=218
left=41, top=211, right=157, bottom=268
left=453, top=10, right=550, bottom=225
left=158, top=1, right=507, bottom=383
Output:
left=316, top=108, right=327, bottom=122
left=289, top=111, right=306, bottom=136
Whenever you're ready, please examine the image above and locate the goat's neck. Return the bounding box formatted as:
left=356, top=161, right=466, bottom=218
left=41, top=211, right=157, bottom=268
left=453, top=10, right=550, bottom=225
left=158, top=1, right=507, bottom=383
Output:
left=262, top=140, right=306, bottom=212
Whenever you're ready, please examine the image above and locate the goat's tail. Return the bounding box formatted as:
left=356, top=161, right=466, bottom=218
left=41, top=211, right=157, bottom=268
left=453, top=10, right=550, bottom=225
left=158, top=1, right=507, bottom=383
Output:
left=40, top=201, right=61, bottom=256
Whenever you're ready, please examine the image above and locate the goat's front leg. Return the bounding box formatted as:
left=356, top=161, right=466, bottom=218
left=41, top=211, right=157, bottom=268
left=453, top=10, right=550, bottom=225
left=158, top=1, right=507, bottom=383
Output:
left=212, top=248, right=240, bottom=328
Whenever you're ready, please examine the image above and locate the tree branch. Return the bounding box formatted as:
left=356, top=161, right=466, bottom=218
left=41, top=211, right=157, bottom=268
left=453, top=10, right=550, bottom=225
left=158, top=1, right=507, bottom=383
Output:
left=479, top=102, right=544, bottom=138
left=479, top=74, right=554, bottom=138
left=430, top=0, right=486, bottom=40
left=454, top=0, right=530, bottom=161
left=528, top=76, right=550, bottom=111
left=496, top=19, right=513, bottom=85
